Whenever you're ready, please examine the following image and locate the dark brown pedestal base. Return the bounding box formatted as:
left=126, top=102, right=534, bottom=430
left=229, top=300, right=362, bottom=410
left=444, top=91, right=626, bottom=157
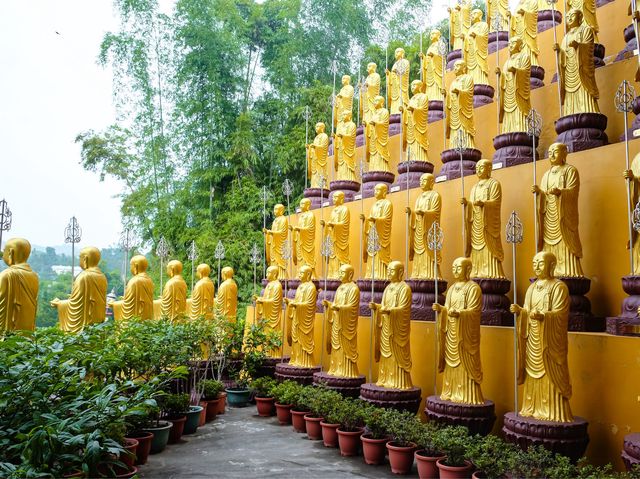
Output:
left=531, top=65, right=545, bottom=89
left=616, top=24, right=637, bottom=62
left=472, top=277, right=513, bottom=326
left=357, top=279, right=389, bottom=316
left=425, top=396, right=496, bottom=436
left=313, top=372, right=367, bottom=398
left=623, top=433, right=640, bottom=471
left=438, top=148, right=482, bottom=181
left=488, top=31, right=509, bottom=54
left=362, top=171, right=396, bottom=198
left=554, top=113, right=608, bottom=153
left=406, top=279, right=447, bottom=321
left=502, top=412, right=589, bottom=463
left=446, top=49, right=463, bottom=70
left=474, top=84, right=494, bottom=107
left=304, top=187, right=331, bottom=209
left=606, top=275, right=640, bottom=336
left=257, top=357, right=290, bottom=378
left=329, top=180, right=360, bottom=203
left=558, top=276, right=604, bottom=332
left=428, top=100, right=444, bottom=123
left=492, top=132, right=539, bottom=169
left=317, top=279, right=342, bottom=312
left=538, top=9, right=562, bottom=32
left=594, top=43, right=606, bottom=68
left=360, top=383, right=422, bottom=413
left=393, top=161, right=434, bottom=191
left=275, top=363, right=321, bottom=385
left=356, top=124, right=365, bottom=147
left=389, top=113, right=403, bottom=136
left=621, top=96, right=640, bottom=141
left=285, top=279, right=300, bottom=300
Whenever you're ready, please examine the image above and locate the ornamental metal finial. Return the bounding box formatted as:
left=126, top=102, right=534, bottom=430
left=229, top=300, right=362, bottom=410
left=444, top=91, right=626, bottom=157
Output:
left=187, top=240, right=199, bottom=261
left=366, top=226, right=381, bottom=257
left=526, top=108, right=543, bottom=138
left=321, top=235, right=334, bottom=259
left=282, top=178, right=293, bottom=198
left=214, top=240, right=226, bottom=260
left=506, top=211, right=524, bottom=244
left=615, top=80, right=637, bottom=113
left=156, top=236, right=170, bottom=259
left=428, top=221, right=444, bottom=253
left=64, top=217, right=82, bottom=245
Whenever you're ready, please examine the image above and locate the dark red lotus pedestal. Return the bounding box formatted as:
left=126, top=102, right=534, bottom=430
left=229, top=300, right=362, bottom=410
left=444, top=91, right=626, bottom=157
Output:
left=329, top=180, right=360, bottom=203
left=502, top=412, right=589, bottom=463
left=623, top=433, right=640, bottom=470
left=531, top=65, right=545, bottom=89
left=488, top=31, right=509, bottom=54
left=356, top=124, right=365, bottom=147
left=360, top=383, right=422, bottom=413
left=620, top=97, right=640, bottom=141
left=393, top=161, right=434, bottom=191
left=405, top=279, right=447, bottom=321
left=559, top=276, right=605, bottom=332
left=593, top=43, right=606, bottom=68
left=425, top=396, right=496, bottom=436
left=616, top=24, right=638, bottom=62
left=316, top=279, right=341, bottom=312
left=357, top=279, right=389, bottom=316
left=304, top=187, right=331, bottom=210
left=361, top=171, right=396, bottom=198
left=492, top=132, right=539, bottom=169
left=554, top=113, right=608, bottom=153
left=606, top=275, right=640, bottom=336
left=446, top=49, right=463, bottom=70
left=428, top=100, right=444, bottom=123
left=389, top=113, right=403, bottom=136
left=258, top=357, right=290, bottom=378
left=275, top=363, right=321, bottom=385
left=473, top=84, right=494, bottom=108
left=538, top=9, right=562, bottom=32
left=285, top=279, right=300, bottom=300
left=472, top=278, right=513, bottom=326
left=438, top=148, right=482, bottom=181
left=313, top=371, right=367, bottom=398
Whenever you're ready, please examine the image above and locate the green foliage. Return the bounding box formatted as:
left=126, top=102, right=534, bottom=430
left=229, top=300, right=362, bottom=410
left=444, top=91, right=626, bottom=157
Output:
left=413, top=421, right=442, bottom=457
left=384, top=409, right=421, bottom=447
left=432, top=425, right=471, bottom=467
left=161, top=393, right=191, bottom=417
left=270, top=380, right=302, bottom=405
left=467, top=434, right=517, bottom=478
left=250, top=376, right=276, bottom=397
left=200, top=379, right=225, bottom=400
left=362, top=404, right=390, bottom=440
left=331, top=398, right=367, bottom=432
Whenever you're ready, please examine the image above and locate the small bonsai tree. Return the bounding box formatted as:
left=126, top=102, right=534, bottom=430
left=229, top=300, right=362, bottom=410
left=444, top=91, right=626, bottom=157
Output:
left=433, top=425, right=471, bottom=467
left=362, top=404, right=390, bottom=440
left=251, top=377, right=276, bottom=398
left=385, top=409, right=421, bottom=447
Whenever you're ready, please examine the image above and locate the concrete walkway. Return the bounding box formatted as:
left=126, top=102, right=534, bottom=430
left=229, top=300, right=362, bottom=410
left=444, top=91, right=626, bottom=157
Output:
left=140, top=404, right=403, bottom=478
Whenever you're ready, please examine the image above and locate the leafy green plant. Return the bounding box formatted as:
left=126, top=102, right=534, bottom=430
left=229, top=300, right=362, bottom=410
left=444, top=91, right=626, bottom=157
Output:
left=251, top=377, right=276, bottom=397
left=414, top=421, right=442, bottom=457
left=433, top=426, right=472, bottom=467
left=332, top=398, right=366, bottom=432
left=467, top=433, right=517, bottom=478
left=161, top=393, right=191, bottom=418
left=385, top=409, right=421, bottom=447
left=309, top=388, right=343, bottom=421
left=271, top=380, right=303, bottom=405
left=201, top=379, right=225, bottom=400
left=362, top=405, right=390, bottom=440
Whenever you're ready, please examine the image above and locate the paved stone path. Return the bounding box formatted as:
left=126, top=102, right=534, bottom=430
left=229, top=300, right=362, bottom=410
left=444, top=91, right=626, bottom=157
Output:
left=139, top=404, right=403, bottom=478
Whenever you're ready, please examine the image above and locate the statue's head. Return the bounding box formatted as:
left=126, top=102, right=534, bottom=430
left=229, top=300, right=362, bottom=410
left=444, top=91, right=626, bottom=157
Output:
left=387, top=261, right=405, bottom=282
left=79, top=246, right=101, bottom=270
left=342, top=74, right=351, bottom=85
left=167, top=260, right=183, bottom=277
left=411, top=79, right=424, bottom=95
left=332, top=190, right=345, bottom=206
left=565, top=8, right=583, bottom=29
left=395, top=47, right=405, bottom=60
left=476, top=159, right=493, bottom=179
left=419, top=173, right=435, bottom=191
left=339, top=264, right=354, bottom=284
left=266, top=265, right=279, bottom=281
left=130, top=255, right=149, bottom=276
left=373, top=95, right=385, bottom=109
left=471, top=8, right=483, bottom=22
left=453, top=60, right=467, bottom=76
left=196, top=263, right=211, bottom=279
left=2, top=238, right=31, bottom=267
left=367, top=62, right=377, bottom=73
left=509, top=36, right=524, bottom=55
left=374, top=183, right=388, bottom=200
left=298, top=265, right=312, bottom=282
left=316, top=122, right=326, bottom=134
left=533, top=251, right=556, bottom=279
left=300, top=198, right=311, bottom=212
left=340, top=110, right=352, bottom=123
left=452, top=257, right=472, bottom=281
left=548, top=142, right=568, bottom=166
left=222, top=266, right=234, bottom=281
left=430, top=29, right=441, bottom=42
left=274, top=203, right=285, bottom=217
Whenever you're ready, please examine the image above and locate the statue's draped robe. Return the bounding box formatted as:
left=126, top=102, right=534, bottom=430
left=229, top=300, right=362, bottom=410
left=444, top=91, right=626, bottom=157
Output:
left=257, top=279, right=283, bottom=358
left=364, top=198, right=393, bottom=279
left=187, top=277, right=215, bottom=320
left=447, top=73, right=476, bottom=149
left=630, top=155, right=640, bottom=274
left=517, top=278, right=573, bottom=422
left=309, top=132, right=329, bottom=188
left=423, top=43, right=444, bottom=101
left=389, top=58, right=410, bottom=115
left=157, top=275, right=187, bottom=320
left=294, top=211, right=316, bottom=278
left=560, top=23, right=599, bottom=115
left=568, top=0, right=599, bottom=42
left=370, top=107, right=391, bottom=172
left=407, top=92, right=430, bottom=163
left=364, top=72, right=381, bottom=164
left=327, top=205, right=350, bottom=279
left=267, top=216, right=289, bottom=280
left=336, top=120, right=358, bottom=182
left=511, top=0, right=540, bottom=66
left=410, top=191, right=442, bottom=279
left=488, top=0, right=510, bottom=30
left=465, top=21, right=490, bottom=85
left=114, top=273, right=154, bottom=321
left=215, top=278, right=238, bottom=321
left=500, top=49, right=532, bottom=133
left=335, top=84, right=354, bottom=129
left=0, top=264, right=38, bottom=332
left=438, top=280, right=484, bottom=404
left=450, top=7, right=465, bottom=51
left=58, top=267, right=107, bottom=333
left=326, top=281, right=360, bottom=377
left=287, top=281, right=317, bottom=367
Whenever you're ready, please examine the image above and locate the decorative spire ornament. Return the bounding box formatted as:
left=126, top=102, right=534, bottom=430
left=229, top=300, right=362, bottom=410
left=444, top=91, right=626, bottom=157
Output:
left=506, top=210, right=523, bottom=414
left=526, top=108, right=543, bottom=251
left=366, top=225, right=381, bottom=382
left=428, top=220, right=444, bottom=395
left=64, top=216, right=82, bottom=288
left=214, top=240, right=226, bottom=289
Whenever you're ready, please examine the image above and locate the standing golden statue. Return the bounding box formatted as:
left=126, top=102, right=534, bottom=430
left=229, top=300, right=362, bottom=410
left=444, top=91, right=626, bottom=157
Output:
left=464, top=9, right=490, bottom=86
left=623, top=152, right=640, bottom=274
left=433, top=257, right=484, bottom=404
left=335, top=110, right=358, bottom=182
left=284, top=265, right=318, bottom=368
left=449, top=4, right=465, bottom=51
left=366, top=96, right=391, bottom=172
left=324, top=191, right=351, bottom=279
left=463, top=160, right=505, bottom=279
left=387, top=48, right=410, bottom=115
left=334, top=75, right=354, bottom=130
left=307, top=122, right=330, bottom=188
left=510, top=252, right=573, bottom=422
left=420, top=30, right=445, bottom=102
left=52, top=246, right=107, bottom=333
left=187, top=263, right=215, bottom=320
left=447, top=60, right=476, bottom=149
left=0, top=238, right=39, bottom=332
left=499, top=36, right=532, bottom=134
left=567, top=0, right=599, bottom=42
left=364, top=63, right=381, bottom=124
left=254, top=265, right=283, bottom=358
left=370, top=261, right=413, bottom=389
left=155, top=260, right=187, bottom=320
left=215, top=266, right=238, bottom=321
left=510, top=0, right=540, bottom=66
left=264, top=204, right=289, bottom=280
left=559, top=9, right=600, bottom=116
left=110, top=255, right=155, bottom=321
left=533, top=143, right=583, bottom=277
left=322, top=264, right=360, bottom=377
left=408, top=173, right=442, bottom=279
left=487, top=0, right=510, bottom=31
left=406, top=80, right=430, bottom=163
left=291, top=198, right=316, bottom=278
left=361, top=184, right=393, bottom=280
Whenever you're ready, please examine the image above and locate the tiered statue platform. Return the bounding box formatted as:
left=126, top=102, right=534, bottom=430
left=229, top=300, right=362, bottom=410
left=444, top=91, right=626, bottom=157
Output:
left=623, top=433, right=640, bottom=470
left=594, top=43, right=606, bottom=68
left=502, top=412, right=590, bottom=463
left=559, top=276, right=605, bottom=332
left=473, top=278, right=513, bottom=326
left=428, top=100, right=444, bottom=123
left=275, top=363, right=321, bottom=385
left=473, top=84, right=494, bottom=108
left=615, top=24, right=637, bottom=63
left=446, top=49, right=463, bottom=70
left=360, top=383, right=422, bottom=413
left=258, top=357, right=290, bottom=378
left=389, top=113, right=403, bottom=136
left=606, top=275, right=640, bottom=336
left=304, top=187, right=331, bottom=209
left=329, top=180, right=360, bottom=203
left=406, top=279, right=447, bottom=321
left=531, top=66, right=545, bottom=89
left=554, top=113, right=608, bottom=153
left=316, top=279, right=341, bottom=312
left=488, top=31, right=509, bottom=54
left=355, top=124, right=365, bottom=147
left=392, top=161, right=434, bottom=191
left=492, top=132, right=539, bottom=169
left=621, top=96, right=640, bottom=141
left=313, top=372, right=366, bottom=398
left=357, top=279, right=389, bottom=316
left=425, top=396, right=496, bottom=436
left=537, top=9, right=562, bottom=32
left=361, top=171, right=395, bottom=198
left=438, top=148, right=482, bottom=181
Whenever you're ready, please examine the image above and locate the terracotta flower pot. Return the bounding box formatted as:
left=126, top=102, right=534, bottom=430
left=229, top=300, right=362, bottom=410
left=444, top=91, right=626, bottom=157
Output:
left=164, top=415, right=187, bottom=444
left=436, top=458, right=474, bottom=479
left=304, top=414, right=324, bottom=440
left=198, top=401, right=207, bottom=426
left=361, top=433, right=389, bottom=465
left=126, top=431, right=153, bottom=465
left=320, top=421, right=340, bottom=448
left=217, top=392, right=227, bottom=414
left=255, top=396, right=275, bottom=417
left=337, top=427, right=364, bottom=457
left=275, top=403, right=292, bottom=425
left=415, top=450, right=446, bottom=479
left=291, top=409, right=309, bottom=433
left=386, top=441, right=417, bottom=475
left=205, top=398, right=220, bottom=422
left=184, top=405, right=204, bottom=435
left=119, top=438, right=138, bottom=468
left=97, top=464, right=139, bottom=478
left=143, top=420, right=173, bottom=454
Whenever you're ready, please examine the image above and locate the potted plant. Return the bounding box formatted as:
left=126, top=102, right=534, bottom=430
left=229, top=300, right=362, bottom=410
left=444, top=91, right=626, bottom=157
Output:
left=361, top=405, right=391, bottom=465
left=141, top=406, right=173, bottom=455
left=251, top=377, right=277, bottom=417
left=414, top=422, right=446, bottom=479
left=335, top=398, right=366, bottom=457
left=304, top=388, right=338, bottom=441
left=226, top=368, right=252, bottom=407
left=201, top=379, right=224, bottom=421
left=290, top=385, right=315, bottom=433
left=272, top=380, right=301, bottom=425
left=124, top=399, right=157, bottom=466
left=318, top=397, right=342, bottom=449
left=434, top=426, right=474, bottom=479
left=161, top=392, right=191, bottom=444
left=467, top=434, right=517, bottom=479
left=385, top=409, right=420, bottom=475
left=183, top=397, right=205, bottom=436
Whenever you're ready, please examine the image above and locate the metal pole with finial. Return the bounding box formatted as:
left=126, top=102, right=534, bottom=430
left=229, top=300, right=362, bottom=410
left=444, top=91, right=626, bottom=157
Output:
left=156, top=236, right=170, bottom=293
left=406, top=149, right=412, bottom=268
left=319, top=174, right=327, bottom=224
left=330, top=59, right=338, bottom=139
left=547, top=0, right=563, bottom=116
left=261, top=186, right=270, bottom=278
left=0, top=199, right=12, bottom=251
left=439, top=38, right=449, bottom=150
left=119, top=228, right=137, bottom=285
left=214, top=240, right=225, bottom=289
left=359, top=160, right=366, bottom=277
left=188, top=240, right=199, bottom=292
left=282, top=178, right=293, bottom=280
left=250, top=242, right=261, bottom=298
left=454, top=133, right=467, bottom=253
left=366, top=225, right=381, bottom=383
left=64, top=216, right=82, bottom=288
left=428, top=220, right=444, bottom=396
left=281, top=239, right=292, bottom=363
left=492, top=13, right=503, bottom=136
left=320, top=235, right=334, bottom=371
left=506, top=210, right=524, bottom=414
left=304, top=106, right=312, bottom=190
left=526, top=108, right=543, bottom=252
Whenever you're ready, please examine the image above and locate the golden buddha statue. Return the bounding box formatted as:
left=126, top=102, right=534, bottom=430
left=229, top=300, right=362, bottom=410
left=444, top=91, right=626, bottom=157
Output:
left=510, top=251, right=573, bottom=422
left=510, top=0, right=540, bottom=66
left=263, top=204, right=289, bottom=280
left=433, top=257, right=483, bottom=404
left=51, top=246, right=107, bottom=333
left=420, top=30, right=445, bottom=102
left=307, top=122, right=329, bottom=188
left=387, top=48, right=410, bottom=115
left=0, top=238, right=39, bottom=332
left=487, top=0, right=510, bottom=31
left=284, top=265, right=317, bottom=368
left=370, top=261, right=413, bottom=389
left=461, top=0, right=473, bottom=37
left=155, top=260, right=187, bottom=320
left=623, top=152, right=640, bottom=274
left=322, top=264, right=360, bottom=377
left=215, top=266, right=238, bottom=321
left=187, top=263, right=215, bottom=320
left=364, top=62, right=381, bottom=124
left=567, top=0, right=599, bottom=42
left=324, top=191, right=351, bottom=279
left=464, top=9, right=490, bottom=86
left=447, top=60, right=476, bottom=149
left=110, top=255, right=155, bottom=321
left=254, top=265, right=283, bottom=358
left=361, top=183, right=393, bottom=280
left=463, top=160, right=505, bottom=279
left=406, top=80, right=430, bottom=163
left=366, top=95, right=391, bottom=173
left=559, top=9, right=600, bottom=116
left=449, top=4, right=465, bottom=51
left=499, top=36, right=532, bottom=134
left=291, top=198, right=316, bottom=278
left=408, top=173, right=442, bottom=279
left=533, top=143, right=583, bottom=277
left=334, top=75, right=354, bottom=129
left=335, top=110, right=358, bottom=182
